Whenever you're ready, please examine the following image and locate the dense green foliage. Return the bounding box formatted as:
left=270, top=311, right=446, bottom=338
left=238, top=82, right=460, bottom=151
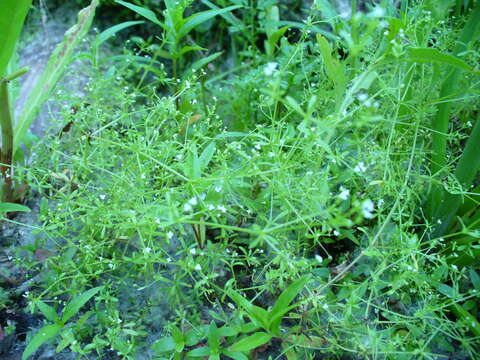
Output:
left=1, top=0, right=480, bottom=359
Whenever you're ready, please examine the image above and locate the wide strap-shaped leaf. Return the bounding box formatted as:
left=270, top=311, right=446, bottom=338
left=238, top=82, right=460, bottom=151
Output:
left=0, top=0, right=33, bottom=78
left=14, top=0, right=100, bottom=153
left=95, top=20, right=144, bottom=47
left=22, top=323, right=62, bottom=360
left=407, top=48, right=476, bottom=73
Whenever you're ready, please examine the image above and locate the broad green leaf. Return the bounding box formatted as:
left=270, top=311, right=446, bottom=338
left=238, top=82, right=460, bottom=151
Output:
left=222, top=350, right=249, bottom=360
left=228, top=290, right=269, bottom=330
left=95, top=21, right=144, bottom=47
left=199, top=142, right=216, bottom=172
left=0, top=202, right=30, bottom=213
left=171, top=326, right=185, bottom=352
left=437, top=283, right=456, bottom=298
left=317, top=35, right=347, bottom=88
left=22, top=323, right=62, bottom=360
left=187, top=346, right=211, bottom=357
left=61, top=286, right=102, bottom=323
left=179, top=6, right=242, bottom=40
left=207, top=321, right=220, bottom=351
left=115, top=0, right=163, bottom=27
left=151, top=336, right=175, bottom=353
left=271, top=277, right=309, bottom=317
left=191, top=51, right=223, bottom=71
left=0, top=0, right=33, bottom=78
left=470, top=269, right=480, bottom=291
left=14, top=0, right=99, bottom=153
left=229, top=332, right=272, bottom=352
left=407, top=48, right=474, bottom=72
left=36, top=301, right=58, bottom=322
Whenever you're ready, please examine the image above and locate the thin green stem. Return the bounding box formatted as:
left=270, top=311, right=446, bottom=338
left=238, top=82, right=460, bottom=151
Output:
left=0, top=78, right=14, bottom=202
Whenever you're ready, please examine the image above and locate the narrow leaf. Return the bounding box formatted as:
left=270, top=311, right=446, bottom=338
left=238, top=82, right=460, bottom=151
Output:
left=61, top=286, right=102, bottom=323
left=229, top=332, right=272, bottom=352
left=191, top=51, right=223, bottom=71
left=115, top=0, right=163, bottom=27
left=407, top=48, right=474, bottom=72
left=179, top=5, right=242, bottom=40
left=95, top=21, right=144, bottom=47
left=22, top=324, right=62, bottom=360
left=199, top=142, right=216, bottom=172
left=0, top=202, right=30, bottom=213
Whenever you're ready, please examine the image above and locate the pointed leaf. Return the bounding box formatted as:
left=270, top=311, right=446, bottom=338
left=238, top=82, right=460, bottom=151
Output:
left=95, top=21, right=144, bottom=47
left=115, top=0, right=163, bottom=27
left=191, top=51, right=223, bottom=71
left=179, top=6, right=242, bottom=40
left=36, top=301, right=58, bottom=322
left=229, top=332, right=272, bottom=352
left=199, top=142, right=216, bottom=172
left=0, top=202, right=30, bottom=214
left=22, top=324, right=62, bottom=360
left=271, top=277, right=309, bottom=319
left=407, top=48, right=475, bottom=73
left=61, top=286, right=102, bottom=323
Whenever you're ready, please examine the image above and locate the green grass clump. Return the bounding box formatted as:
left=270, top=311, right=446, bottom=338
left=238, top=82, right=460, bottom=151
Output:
left=2, top=0, right=479, bottom=359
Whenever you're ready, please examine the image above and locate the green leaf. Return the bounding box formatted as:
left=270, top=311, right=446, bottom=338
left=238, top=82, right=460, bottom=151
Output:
left=61, top=286, right=102, bottom=323
left=14, top=0, right=99, bottom=154
left=0, top=202, right=30, bottom=214
left=187, top=346, right=211, bottom=357
left=270, top=277, right=309, bottom=333
left=437, top=283, right=456, bottom=298
left=228, top=290, right=269, bottom=330
left=173, top=45, right=207, bottom=59
left=151, top=336, right=175, bottom=353
left=95, top=21, right=144, bottom=47
left=229, top=332, right=272, bottom=352
left=470, top=269, right=480, bottom=291
left=115, top=0, right=163, bottom=27
left=0, top=0, right=33, bottom=78
left=191, top=51, right=223, bottom=71
left=171, top=326, right=185, bottom=352
left=207, top=321, right=220, bottom=351
left=36, top=301, right=58, bottom=323
left=222, top=350, right=249, bottom=360
left=407, top=48, right=474, bottom=72
left=179, top=5, right=242, bottom=40
left=199, top=142, right=216, bottom=172
left=22, top=323, right=62, bottom=360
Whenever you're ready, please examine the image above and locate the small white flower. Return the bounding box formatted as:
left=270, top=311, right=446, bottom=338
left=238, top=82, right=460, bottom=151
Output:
left=315, top=254, right=323, bottom=263
left=451, top=264, right=458, bottom=271
left=357, top=93, right=368, bottom=102
left=217, top=205, right=227, bottom=213
left=194, top=263, right=202, bottom=271
left=333, top=230, right=340, bottom=236
left=183, top=203, right=193, bottom=212
left=214, top=185, right=223, bottom=193
left=166, top=257, right=172, bottom=263
left=143, top=247, right=152, bottom=254
left=141, top=174, right=146, bottom=179
left=167, top=231, right=174, bottom=239
left=207, top=204, right=216, bottom=211
left=99, top=194, right=106, bottom=200
left=190, top=248, right=197, bottom=255
left=264, top=62, right=278, bottom=76
left=322, top=303, right=329, bottom=310
left=371, top=6, right=385, bottom=17
left=362, top=199, right=375, bottom=219
left=254, top=143, right=261, bottom=150
left=188, top=197, right=198, bottom=206
left=377, top=199, right=385, bottom=208
left=354, top=162, right=367, bottom=173
left=338, top=186, right=350, bottom=200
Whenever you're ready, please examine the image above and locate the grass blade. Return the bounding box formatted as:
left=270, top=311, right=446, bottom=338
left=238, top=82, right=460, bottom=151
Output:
left=61, top=286, right=102, bottom=323
left=115, top=0, right=163, bottom=27
left=13, top=0, right=99, bottom=154
left=95, top=20, right=144, bottom=47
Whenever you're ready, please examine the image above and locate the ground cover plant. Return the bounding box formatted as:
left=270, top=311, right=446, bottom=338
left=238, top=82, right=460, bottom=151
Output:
left=1, top=0, right=480, bottom=359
